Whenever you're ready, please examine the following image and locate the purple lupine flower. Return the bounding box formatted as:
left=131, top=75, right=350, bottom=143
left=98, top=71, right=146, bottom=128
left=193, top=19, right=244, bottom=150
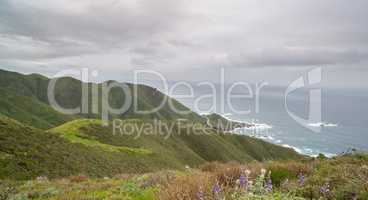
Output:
left=298, top=173, right=305, bottom=186
left=212, top=181, right=222, bottom=199
left=239, top=174, right=248, bottom=188
left=320, top=183, right=330, bottom=196
left=266, top=177, right=273, bottom=192
left=197, top=187, right=204, bottom=200
left=212, top=182, right=221, bottom=195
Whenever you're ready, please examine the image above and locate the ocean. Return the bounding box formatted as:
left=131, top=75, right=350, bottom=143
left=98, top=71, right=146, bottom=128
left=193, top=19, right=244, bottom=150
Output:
left=172, top=84, right=368, bottom=157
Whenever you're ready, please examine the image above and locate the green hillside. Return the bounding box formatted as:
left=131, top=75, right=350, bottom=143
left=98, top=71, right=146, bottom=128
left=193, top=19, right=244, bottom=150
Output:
left=0, top=70, right=50, bottom=102
left=0, top=69, right=203, bottom=128
left=0, top=116, right=186, bottom=180
left=0, top=88, right=74, bottom=129
left=0, top=116, right=301, bottom=180
left=0, top=68, right=303, bottom=181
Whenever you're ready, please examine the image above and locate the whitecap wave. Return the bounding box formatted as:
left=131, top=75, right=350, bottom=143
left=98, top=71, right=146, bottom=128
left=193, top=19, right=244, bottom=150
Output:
left=267, top=136, right=274, bottom=140
left=235, top=122, right=273, bottom=130
left=281, top=144, right=337, bottom=158
left=308, top=122, right=338, bottom=127
left=202, top=113, right=273, bottom=130
left=275, top=139, right=282, bottom=144
left=281, top=144, right=303, bottom=154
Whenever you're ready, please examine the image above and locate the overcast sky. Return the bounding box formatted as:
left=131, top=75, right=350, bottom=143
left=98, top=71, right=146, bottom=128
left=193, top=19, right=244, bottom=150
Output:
left=0, top=0, right=368, bottom=88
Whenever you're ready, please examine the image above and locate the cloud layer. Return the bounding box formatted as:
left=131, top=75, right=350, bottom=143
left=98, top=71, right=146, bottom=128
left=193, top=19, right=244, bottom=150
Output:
left=0, top=0, right=367, bottom=87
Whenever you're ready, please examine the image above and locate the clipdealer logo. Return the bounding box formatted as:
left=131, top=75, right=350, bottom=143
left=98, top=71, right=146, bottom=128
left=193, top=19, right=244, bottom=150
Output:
left=285, top=67, right=322, bottom=133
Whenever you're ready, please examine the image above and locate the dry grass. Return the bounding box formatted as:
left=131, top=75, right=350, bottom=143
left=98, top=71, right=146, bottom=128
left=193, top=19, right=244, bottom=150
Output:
left=69, top=175, right=89, bottom=183
left=158, top=160, right=320, bottom=200
left=159, top=171, right=215, bottom=200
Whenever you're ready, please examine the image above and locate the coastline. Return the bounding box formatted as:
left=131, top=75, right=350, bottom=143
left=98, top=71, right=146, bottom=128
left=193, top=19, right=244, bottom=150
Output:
left=207, top=112, right=337, bottom=158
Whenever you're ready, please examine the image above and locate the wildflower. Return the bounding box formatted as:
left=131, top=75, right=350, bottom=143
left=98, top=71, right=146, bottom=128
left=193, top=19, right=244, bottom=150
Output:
left=251, top=170, right=268, bottom=195
left=212, top=181, right=221, bottom=199
left=36, top=176, right=48, bottom=182
left=320, top=183, right=330, bottom=196
left=197, top=186, right=204, bottom=200
left=212, top=182, right=221, bottom=194
left=265, top=171, right=272, bottom=192
left=298, top=173, right=305, bottom=186
left=266, top=177, right=273, bottom=192
left=260, top=169, right=266, bottom=177
left=239, top=174, right=248, bottom=188
left=239, top=170, right=250, bottom=190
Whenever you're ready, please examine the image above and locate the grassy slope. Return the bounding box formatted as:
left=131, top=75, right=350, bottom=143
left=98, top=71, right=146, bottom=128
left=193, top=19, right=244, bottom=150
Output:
left=0, top=70, right=50, bottom=102
left=57, top=119, right=301, bottom=165
left=0, top=117, right=301, bottom=180
left=0, top=88, right=74, bottom=129
left=0, top=69, right=203, bottom=127
left=0, top=69, right=302, bottom=180
left=49, top=119, right=152, bottom=154
left=0, top=117, right=191, bottom=180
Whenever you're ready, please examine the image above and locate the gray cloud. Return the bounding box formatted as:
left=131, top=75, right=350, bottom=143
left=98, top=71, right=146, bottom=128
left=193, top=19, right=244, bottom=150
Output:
left=0, top=0, right=368, bottom=87
left=227, top=47, right=368, bottom=68
left=0, top=0, right=191, bottom=58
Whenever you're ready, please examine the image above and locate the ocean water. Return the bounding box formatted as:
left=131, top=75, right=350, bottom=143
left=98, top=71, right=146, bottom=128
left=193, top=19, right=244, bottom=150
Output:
left=173, top=84, right=368, bottom=157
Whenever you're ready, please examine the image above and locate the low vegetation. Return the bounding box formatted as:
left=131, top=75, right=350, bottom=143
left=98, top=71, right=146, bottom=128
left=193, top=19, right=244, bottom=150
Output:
left=1, top=153, right=367, bottom=200
left=0, top=88, right=73, bottom=130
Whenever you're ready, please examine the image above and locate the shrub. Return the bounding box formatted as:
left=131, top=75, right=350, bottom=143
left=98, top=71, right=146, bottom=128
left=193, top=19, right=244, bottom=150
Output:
left=8, top=194, right=28, bottom=200
left=159, top=172, right=215, bottom=200
left=0, top=183, right=16, bottom=200
left=138, top=171, right=176, bottom=188
left=200, top=162, right=223, bottom=172
left=69, top=175, right=88, bottom=183
left=268, top=167, right=293, bottom=187
left=214, top=164, right=243, bottom=187
left=120, top=181, right=157, bottom=200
